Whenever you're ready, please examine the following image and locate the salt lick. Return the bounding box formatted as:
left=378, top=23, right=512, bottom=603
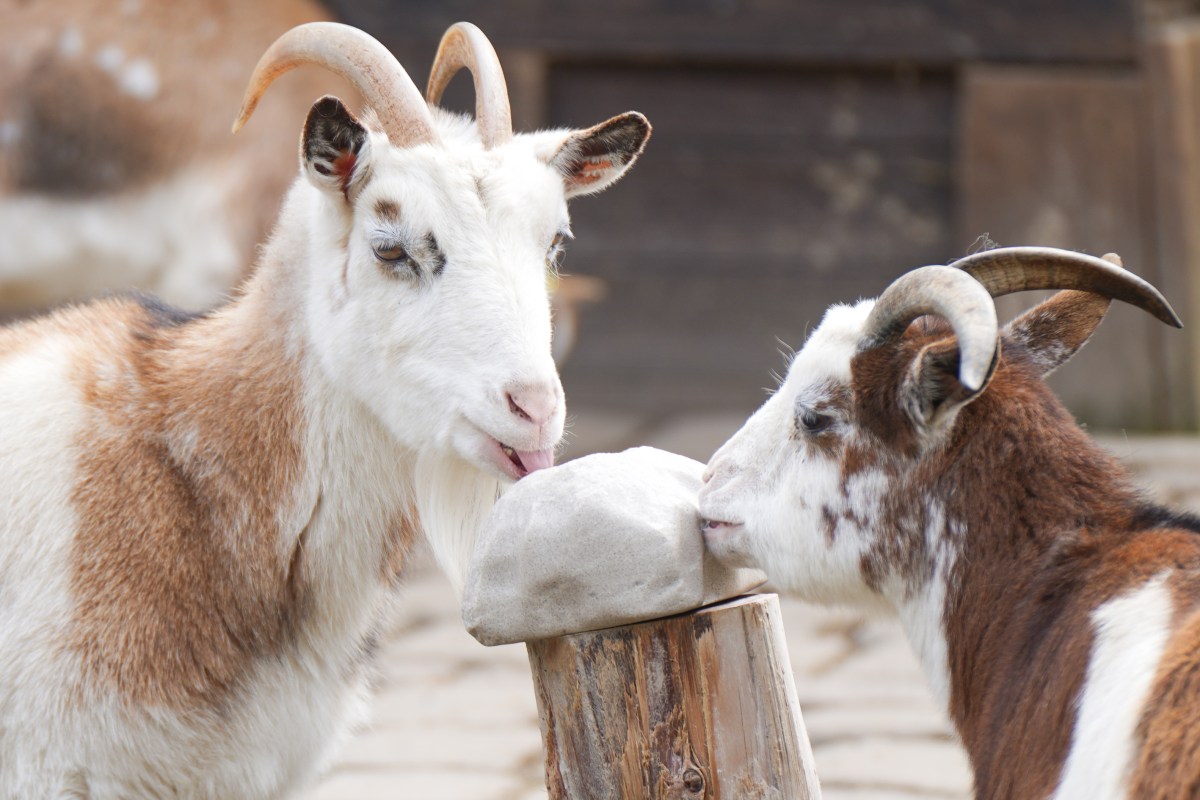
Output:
left=463, top=447, right=766, bottom=645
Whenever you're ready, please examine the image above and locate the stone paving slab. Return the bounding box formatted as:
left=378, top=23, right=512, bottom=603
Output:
left=298, top=420, right=1200, bottom=800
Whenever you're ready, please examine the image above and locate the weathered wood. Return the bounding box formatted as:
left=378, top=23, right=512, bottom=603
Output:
left=552, top=64, right=953, bottom=413
left=526, top=594, right=821, bottom=799
left=1145, top=21, right=1200, bottom=429
left=957, top=66, right=1173, bottom=429
left=329, top=0, right=1139, bottom=66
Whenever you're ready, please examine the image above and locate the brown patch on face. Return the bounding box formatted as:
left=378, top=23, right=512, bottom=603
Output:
left=373, top=199, right=400, bottom=223
left=66, top=294, right=309, bottom=709
left=821, top=505, right=838, bottom=546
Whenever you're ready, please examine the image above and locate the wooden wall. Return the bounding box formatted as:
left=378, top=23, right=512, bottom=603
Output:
left=330, top=0, right=1200, bottom=429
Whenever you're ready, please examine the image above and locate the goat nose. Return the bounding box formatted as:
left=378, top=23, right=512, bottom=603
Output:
left=506, top=383, right=558, bottom=427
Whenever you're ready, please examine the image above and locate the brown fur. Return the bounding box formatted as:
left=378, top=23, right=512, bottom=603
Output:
left=846, top=312, right=1200, bottom=797
left=1006, top=290, right=1113, bottom=377
left=40, top=289, right=312, bottom=709
left=1129, top=575, right=1200, bottom=797
left=0, top=0, right=357, bottom=313
left=380, top=508, right=419, bottom=587
left=373, top=199, right=400, bottom=223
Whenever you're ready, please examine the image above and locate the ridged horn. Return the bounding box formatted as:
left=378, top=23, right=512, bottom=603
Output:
left=861, top=266, right=999, bottom=392
left=951, top=246, right=1182, bottom=328
left=426, top=22, right=513, bottom=149
left=232, top=22, right=438, bottom=149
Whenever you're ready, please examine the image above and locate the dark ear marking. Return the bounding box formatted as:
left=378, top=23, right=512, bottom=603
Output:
left=903, top=337, right=994, bottom=433
left=550, top=112, right=652, bottom=198
left=302, top=95, right=368, bottom=199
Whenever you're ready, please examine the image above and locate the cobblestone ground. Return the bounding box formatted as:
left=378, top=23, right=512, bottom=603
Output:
left=298, top=413, right=1200, bottom=800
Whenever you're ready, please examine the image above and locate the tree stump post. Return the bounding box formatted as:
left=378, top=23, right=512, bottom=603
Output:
left=525, top=593, right=821, bottom=799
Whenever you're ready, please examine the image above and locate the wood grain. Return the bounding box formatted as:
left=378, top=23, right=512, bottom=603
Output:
left=1146, top=21, right=1200, bottom=429
left=957, top=65, right=1173, bottom=429
left=526, top=594, right=821, bottom=799
left=329, top=0, right=1138, bottom=66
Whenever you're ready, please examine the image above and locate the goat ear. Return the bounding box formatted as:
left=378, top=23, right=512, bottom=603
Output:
left=1003, top=289, right=1111, bottom=377
left=301, top=96, right=370, bottom=199
left=902, top=337, right=996, bottom=434
left=544, top=112, right=651, bottom=198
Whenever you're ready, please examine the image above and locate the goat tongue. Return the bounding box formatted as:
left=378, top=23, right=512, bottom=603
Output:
left=516, top=448, right=555, bottom=474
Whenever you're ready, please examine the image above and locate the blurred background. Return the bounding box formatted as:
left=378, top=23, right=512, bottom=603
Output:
left=8, top=0, right=1200, bottom=430
left=7, top=1, right=1200, bottom=798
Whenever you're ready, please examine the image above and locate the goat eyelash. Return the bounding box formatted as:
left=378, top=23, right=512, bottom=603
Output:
left=546, top=232, right=568, bottom=277
left=797, top=407, right=834, bottom=435
left=372, top=241, right=421, bottom=278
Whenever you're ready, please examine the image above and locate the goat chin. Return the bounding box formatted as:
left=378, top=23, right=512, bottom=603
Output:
left=413, top=449, right=504, bottom=595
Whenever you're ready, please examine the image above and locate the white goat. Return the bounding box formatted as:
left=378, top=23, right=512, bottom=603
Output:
left=0, top=22, right=649, bottom=799
left=699, top=248, right=1198, bottom=799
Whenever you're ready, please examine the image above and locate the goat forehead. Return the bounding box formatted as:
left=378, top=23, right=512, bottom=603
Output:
left=784, top=301, right=874, bottom=396
left=478, top=154, right=566, bottom=225
left=364, top=150, right=563, bottom=239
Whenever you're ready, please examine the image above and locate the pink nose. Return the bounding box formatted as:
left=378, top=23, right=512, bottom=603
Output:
left=506, top=383, right=559, bottom=427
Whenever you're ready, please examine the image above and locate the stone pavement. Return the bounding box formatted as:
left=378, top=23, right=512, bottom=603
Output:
left=298, top=411, right=1200, bottom=800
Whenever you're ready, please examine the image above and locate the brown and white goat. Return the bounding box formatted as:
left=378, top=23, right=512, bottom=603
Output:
left=0, top=0, right=346, bottom=313
left=699, top=248, right=1199, bottom=799
left=0, top=22, right=650, bottom=799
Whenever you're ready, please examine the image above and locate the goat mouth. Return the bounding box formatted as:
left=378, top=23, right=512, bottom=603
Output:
left=701, top=518, right=742, bottom=532
left=488, top=438, right=555, bottom=480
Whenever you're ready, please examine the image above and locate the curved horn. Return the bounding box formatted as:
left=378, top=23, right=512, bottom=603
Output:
left=861, top=266, right=999, bottom=392
left=426, top=22, right=513, bottom=149
left=232, top=22, right=439, bottom=150
left=952, top=246, right=1182, bottom=328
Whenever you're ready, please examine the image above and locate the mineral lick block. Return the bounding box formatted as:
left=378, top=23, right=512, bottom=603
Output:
left=462, top=446, right=766, bottom=645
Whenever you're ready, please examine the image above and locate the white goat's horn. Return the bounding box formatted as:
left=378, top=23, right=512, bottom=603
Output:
left=426, top=22, right=513, bottom=149
left=861, top=265, right=999, bottom=392
left=232, top=22, right=439, bottom=150
left=951, top=246, right=1182, bottom=329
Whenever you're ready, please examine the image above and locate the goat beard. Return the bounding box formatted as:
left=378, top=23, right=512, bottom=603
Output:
left=412, top=449, right=504, bottom=596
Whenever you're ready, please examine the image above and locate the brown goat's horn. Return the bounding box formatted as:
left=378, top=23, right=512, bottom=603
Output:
left=426, top=22, right=513, bottom=149
left=951, top=246, right=1182, bottom=328
left=232, top=22, right=439, bottom=150
left=861, top=266, right=999, bottom=392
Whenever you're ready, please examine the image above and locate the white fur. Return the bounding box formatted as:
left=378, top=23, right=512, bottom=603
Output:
left=701, top=301, right=887, bottom=609
left=1053, top=574, right=1174, bottom=800
left=896, top=506, right=960, bottom=708
left=0, top=163, right=245, bottom=312
left=0, top=92, right=642, bottom=797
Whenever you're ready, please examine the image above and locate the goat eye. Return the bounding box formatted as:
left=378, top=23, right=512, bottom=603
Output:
left=799, top=408, right=833, bottom=434
left=373, top=242, right=420, bottom=278
left=373, top=243, right=409, bottom=263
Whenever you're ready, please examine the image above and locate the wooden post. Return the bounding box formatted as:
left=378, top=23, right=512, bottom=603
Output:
left=526, top=594, right=821, bottom=799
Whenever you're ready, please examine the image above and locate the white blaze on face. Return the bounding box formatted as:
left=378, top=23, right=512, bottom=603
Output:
left=700, top=301, right=889, bottom=607
left=304, top=131, right=567, bottom=489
